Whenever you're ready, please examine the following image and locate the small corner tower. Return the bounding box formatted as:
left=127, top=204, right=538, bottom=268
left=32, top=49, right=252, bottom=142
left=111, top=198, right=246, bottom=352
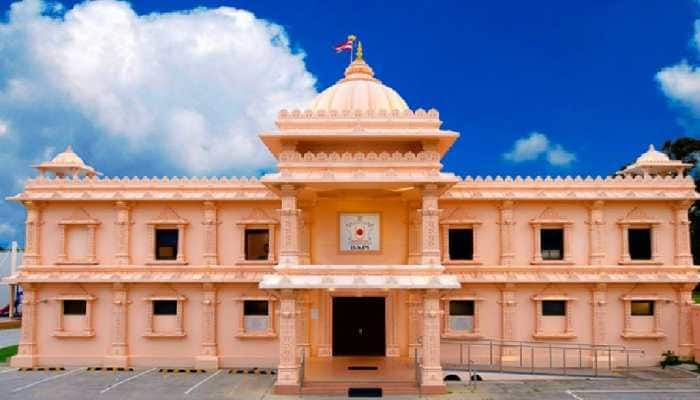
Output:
left=33, top=145, right=100, bottom=178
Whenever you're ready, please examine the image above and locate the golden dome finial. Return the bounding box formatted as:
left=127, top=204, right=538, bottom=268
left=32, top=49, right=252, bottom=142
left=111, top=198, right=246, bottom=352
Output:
left=356, top=41, right=364, bottom=61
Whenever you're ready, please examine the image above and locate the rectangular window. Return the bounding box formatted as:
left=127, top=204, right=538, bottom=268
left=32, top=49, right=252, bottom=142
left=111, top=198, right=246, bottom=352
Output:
left=448, top=300, right=474, bottom=332
left=542, top=300, right=566, bottom=316
left=541, top=228, right=564, bottom=260
left=630, top=300, right=654, bottom=316
left=243, top=300, right=269, bottom=332
left=63, top=300, right=87, bottom=315
left=153, top=300, right=178, bottom=316
left=448, top=229, right=474, bottom=260
left=245, top=229, right=270, bottom=261
left=155, top=229, right=178, bottom=260
left=628, top=228, right=652, bottom=260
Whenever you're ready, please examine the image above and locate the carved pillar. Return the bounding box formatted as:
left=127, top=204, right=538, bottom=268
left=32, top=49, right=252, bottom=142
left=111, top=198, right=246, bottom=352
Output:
left=498, top=201, right=515, bottom=265
left=279, top=185, right=300, bottom=265
left=408, top=292, right=423, bottom=358
left=591, top=283, right=607, bottom=345
left=386, top=291, right=400, bottom=357
left=296, top=291, right=310, bottom=358
left=317, top=291, right=331, bottom=357
left=408, top=208, right=422, bottom=264
left=105, top=283, right=129, bottom=367
left=202, top=202, right=218, bottom=265
left=672, top=202, right=693, bottom=266
left=196, top=283, right=218, bottom=369
left=420, top=289, right=445, bottom=392
left=499, top=284, right=517, bottom=341
left=115, top=202, right=131, bottom=265
left=677, top=284, right=695, bottom=356
left=176, top=224, right=186, bottom=263
left=420, top=185, right=441, bottom=265
left=298, top=211, right=311, bottom=264
left=23, top=201, right=42, bottom=265
left=587, top=201, right=606, bottom=265
left=13, top=284, right=38, bottom=367
left=275, top=290, right=299, bottom=392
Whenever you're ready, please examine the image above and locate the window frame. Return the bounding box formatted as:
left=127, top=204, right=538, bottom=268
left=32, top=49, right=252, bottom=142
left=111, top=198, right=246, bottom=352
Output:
left=529, top=208, right=573, bottom=265
left=51, top=295, right=96, bottom=338
left=56, top=208, right=100, bottom=265
left=617, top=207, right=661, bottom=265
left=244, top=228, right=272, bottom=262
left=447, top=228, right=475, bottom=261
left=532, top=295, right=576, bottom=339
left=236, top=208, right=278, bottom=265
left=441, top=296, right=483, bottom=339
left=234, top=296, right=278, bottom=338
left=154, top=228, right=179, bottom=261
left=439, top=212, right=482, bottom=265
left=146, top=207, right=189, bottom=265
left=620, top=295, right=667, bottom=339
left=143, top=295, right=187, bottom=338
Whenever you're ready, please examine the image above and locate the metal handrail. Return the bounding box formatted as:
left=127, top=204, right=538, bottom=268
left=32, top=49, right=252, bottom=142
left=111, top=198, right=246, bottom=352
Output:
left=441, top=338, right=645, bottom=377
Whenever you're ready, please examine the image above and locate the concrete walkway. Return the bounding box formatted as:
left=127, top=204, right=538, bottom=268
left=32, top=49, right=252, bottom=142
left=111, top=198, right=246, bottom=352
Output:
left=0, top=328, right=20, bottom=348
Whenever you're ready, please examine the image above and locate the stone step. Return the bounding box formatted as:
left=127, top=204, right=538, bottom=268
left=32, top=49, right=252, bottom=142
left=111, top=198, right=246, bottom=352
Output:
left=301, top=380, right=419, bottom=395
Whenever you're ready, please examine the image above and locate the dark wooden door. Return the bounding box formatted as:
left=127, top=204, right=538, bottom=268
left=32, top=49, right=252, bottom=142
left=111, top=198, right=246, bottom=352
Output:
left=332, top=297, right=386, bottom=356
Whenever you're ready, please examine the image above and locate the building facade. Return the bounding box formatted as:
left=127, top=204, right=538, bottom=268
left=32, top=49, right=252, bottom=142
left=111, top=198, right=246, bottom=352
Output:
left=5, top=50, right=700, bottom=394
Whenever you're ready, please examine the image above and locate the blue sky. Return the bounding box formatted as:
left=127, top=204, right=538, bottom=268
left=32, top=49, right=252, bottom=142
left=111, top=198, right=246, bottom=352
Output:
left=0, top=0, right=699, bottom=246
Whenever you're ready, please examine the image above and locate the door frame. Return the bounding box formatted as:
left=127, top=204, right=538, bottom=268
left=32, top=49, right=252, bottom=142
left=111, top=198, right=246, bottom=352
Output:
left=328, top=291, right=391, bottom=357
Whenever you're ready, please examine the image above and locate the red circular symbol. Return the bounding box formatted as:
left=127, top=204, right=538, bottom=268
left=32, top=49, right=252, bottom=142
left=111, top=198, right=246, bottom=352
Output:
left=356, top=228, right=364, bottom=236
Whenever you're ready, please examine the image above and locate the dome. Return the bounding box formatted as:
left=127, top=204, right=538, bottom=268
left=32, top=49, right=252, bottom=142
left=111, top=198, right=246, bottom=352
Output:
left=33, top=145, right=99, bottom=177
left=309, top=46, right=409, bottom=113
left=635, top=144, right=670, bottom=164
left=51, top=145, right=88, bottom=167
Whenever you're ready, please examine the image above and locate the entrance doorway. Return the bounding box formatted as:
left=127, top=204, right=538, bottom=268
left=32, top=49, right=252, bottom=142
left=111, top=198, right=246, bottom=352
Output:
left=332, top=297, right=385, bottom=356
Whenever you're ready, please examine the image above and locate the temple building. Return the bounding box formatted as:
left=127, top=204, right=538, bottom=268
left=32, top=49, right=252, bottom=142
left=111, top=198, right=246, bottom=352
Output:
left=5, top=48, right=699, bottom=395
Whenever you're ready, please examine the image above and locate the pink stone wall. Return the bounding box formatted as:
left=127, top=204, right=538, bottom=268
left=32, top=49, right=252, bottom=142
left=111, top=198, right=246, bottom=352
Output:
left=693, top=304, right=700, bottom=361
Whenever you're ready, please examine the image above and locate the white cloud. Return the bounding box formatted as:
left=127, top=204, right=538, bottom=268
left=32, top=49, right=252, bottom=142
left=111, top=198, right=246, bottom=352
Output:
left=546, top=144, right=576, bottom=166
left=0, top=223, right=15, bottom=236
left=0, top=0, right=319, bottom=245
left=503, top=132, right=550, bottom=162
left=657, top=21, right=700, bottom=118
left=503, top=132, right=576, bottom=167
left=0, top=0, right=317, bottom=173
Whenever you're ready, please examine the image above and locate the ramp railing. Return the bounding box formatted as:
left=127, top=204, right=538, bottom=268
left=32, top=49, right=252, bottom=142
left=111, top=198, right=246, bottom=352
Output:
left=441, top=338, right=645, bottom=377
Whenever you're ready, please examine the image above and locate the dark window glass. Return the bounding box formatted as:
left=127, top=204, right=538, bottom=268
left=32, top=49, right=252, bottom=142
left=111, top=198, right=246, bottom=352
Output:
left=155, top=229, right=178, bottom=260
left=631, top=300, right=654, bottom=316
left=63, top=300, right=87, bottom=315
left=449, top=300, right=474, bottom=316
left=628, top=228, right=652, bottom=260
left=448, top=229, right=474, bottom=260
left=542, top=300, right=566, bottom=316
left=244, top=300, right=269, bottom=316
left=245, top=229, right=270, bottom=261
left=153, top=300, right=177, bottom=315
left=541, top=228, right=564, bottom=260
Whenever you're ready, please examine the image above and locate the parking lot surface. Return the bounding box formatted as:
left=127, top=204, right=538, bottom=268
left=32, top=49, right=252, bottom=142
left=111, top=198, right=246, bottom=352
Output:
left=0, top=365, right=698, bottom=399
